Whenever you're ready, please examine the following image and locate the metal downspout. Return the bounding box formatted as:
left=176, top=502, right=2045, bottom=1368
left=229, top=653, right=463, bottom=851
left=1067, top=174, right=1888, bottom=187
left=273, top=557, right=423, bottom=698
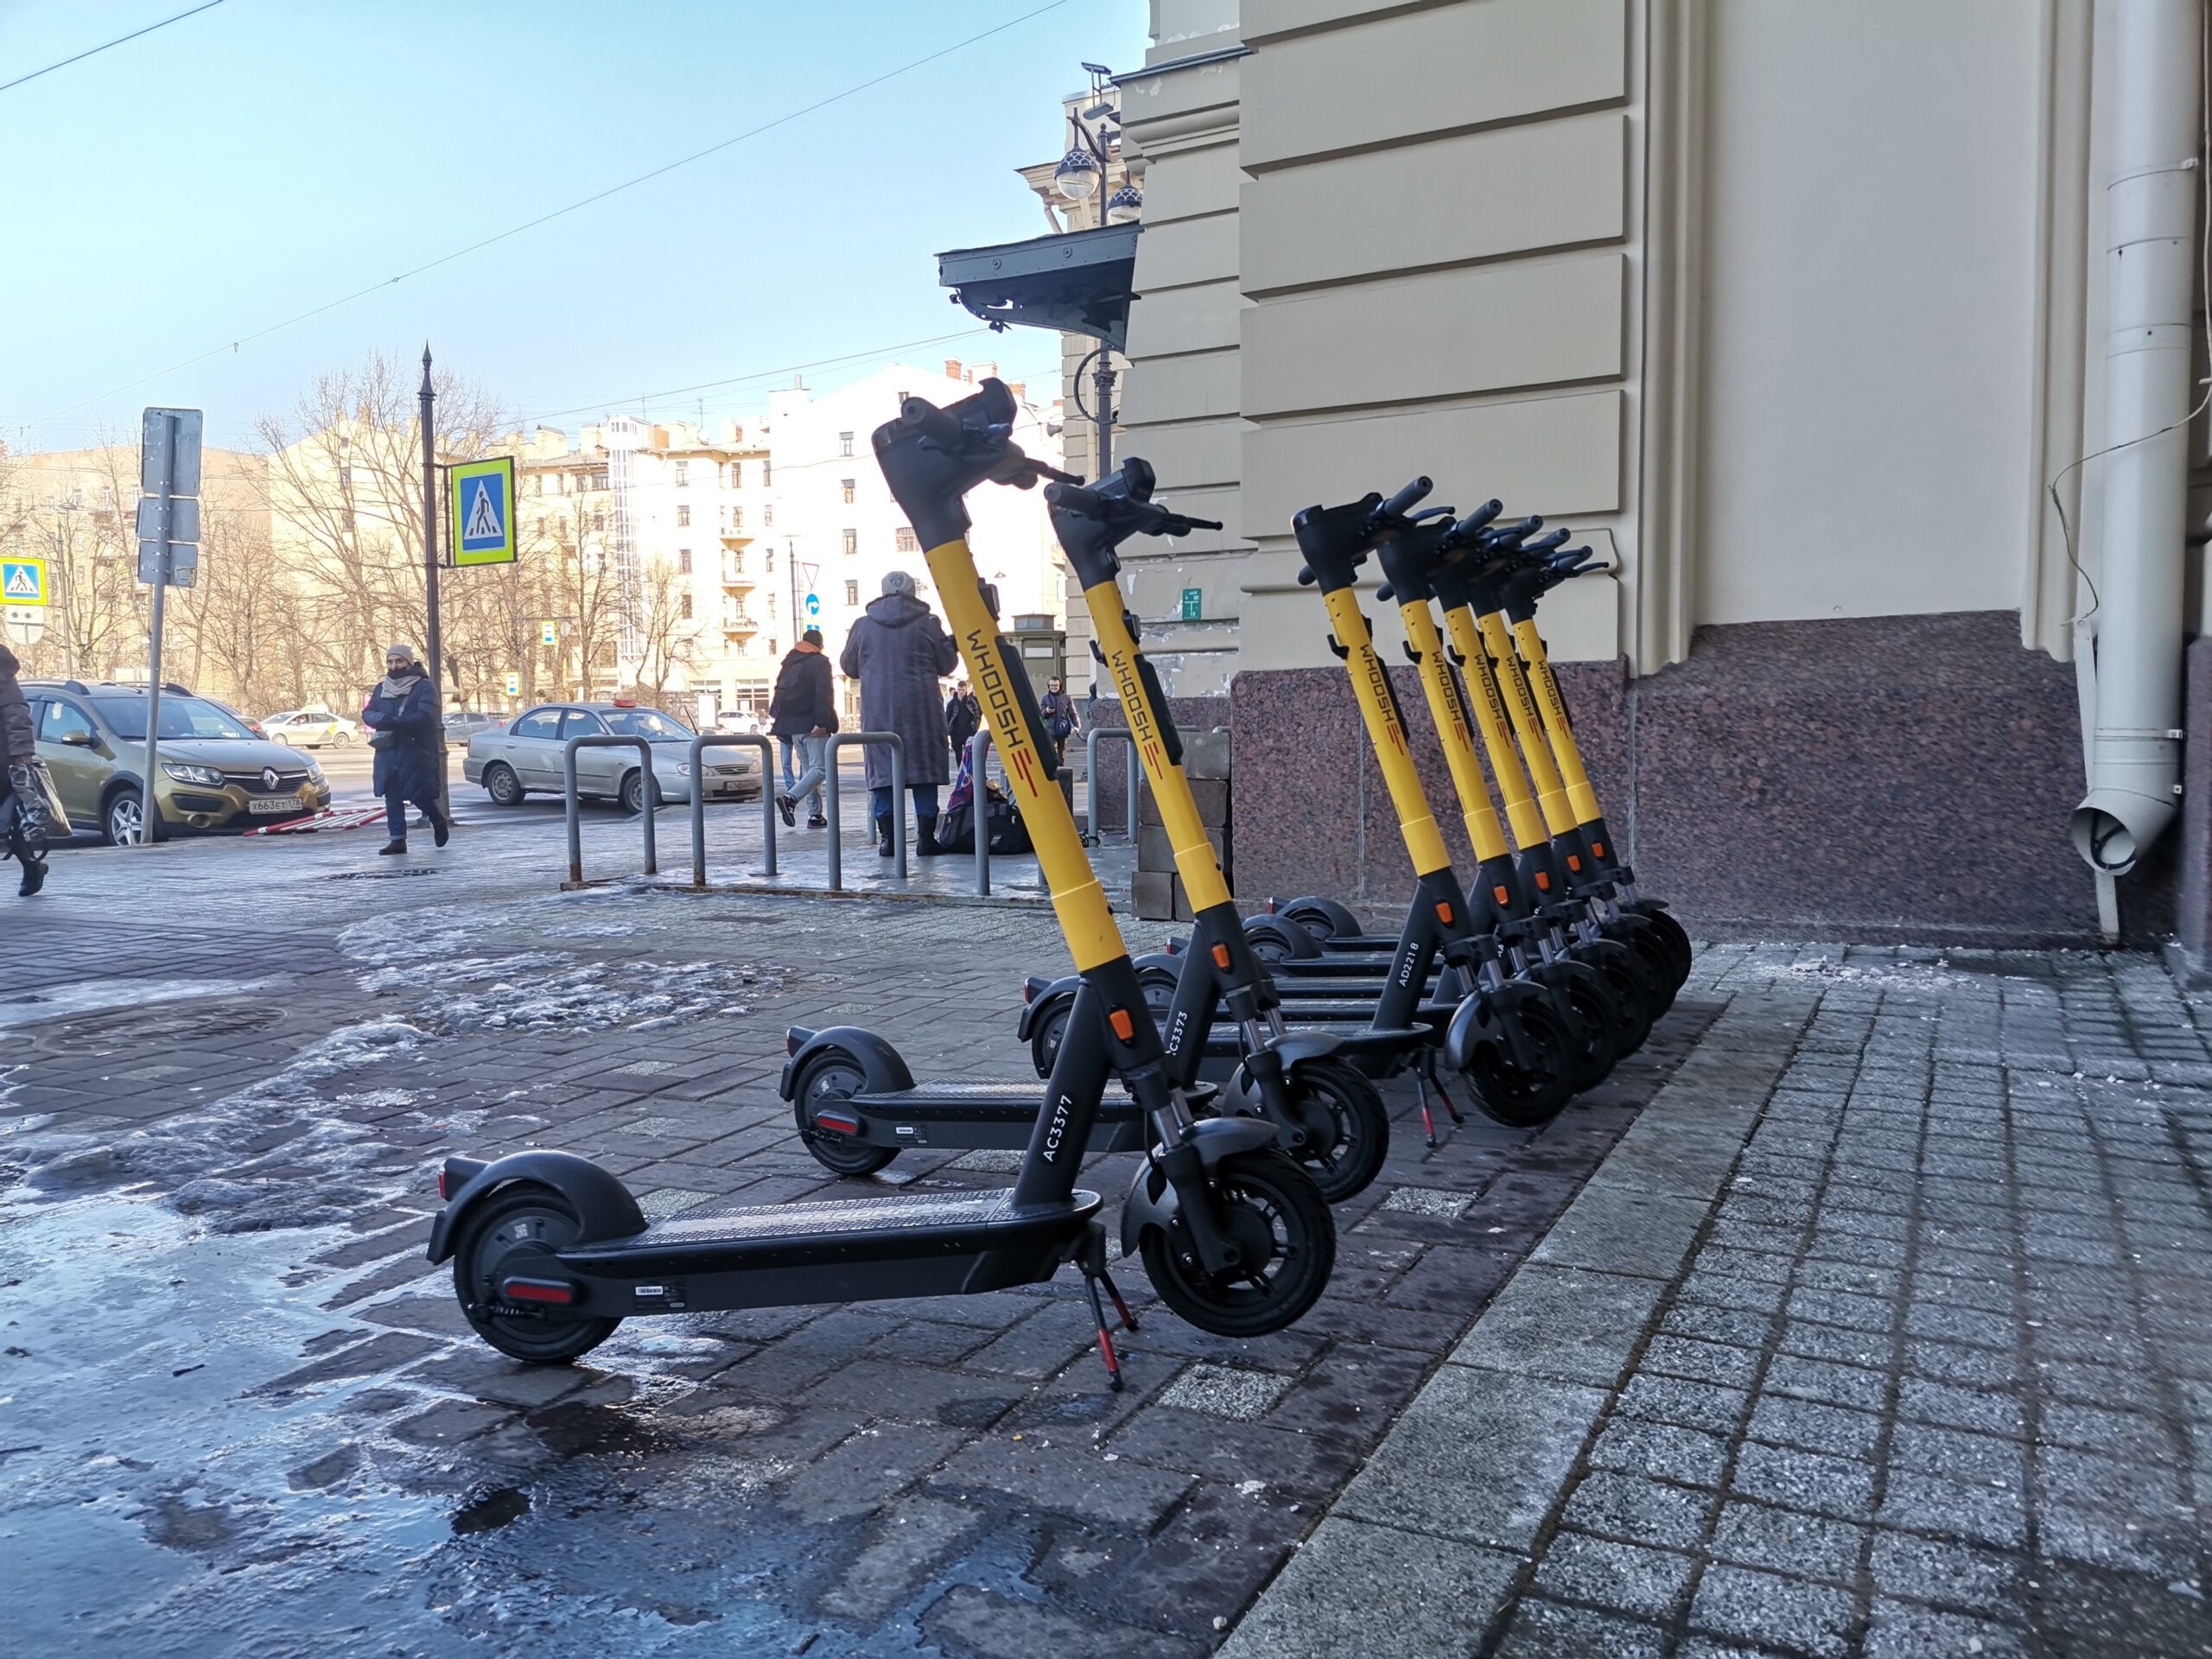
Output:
left=2071, top=0, right=2201, bottom=874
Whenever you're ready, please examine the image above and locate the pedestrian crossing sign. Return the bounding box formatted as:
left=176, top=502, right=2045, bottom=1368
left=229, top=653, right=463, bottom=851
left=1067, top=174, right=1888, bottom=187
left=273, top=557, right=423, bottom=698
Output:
left=448, top=456, right=517, bottom=567
left=1, top=556, right=47, bottom=606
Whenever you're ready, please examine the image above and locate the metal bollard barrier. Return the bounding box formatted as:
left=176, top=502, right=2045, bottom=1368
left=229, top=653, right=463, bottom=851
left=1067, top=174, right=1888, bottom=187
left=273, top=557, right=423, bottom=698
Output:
left=824, top=731, right=906, bottom=889
left=1084, top=727, right=1141, bottom=840
left=563, top=734, right=658, bottom=885
left=966, top=731, right=994, bottom=896
left=687, top=733, right=777, bottom=888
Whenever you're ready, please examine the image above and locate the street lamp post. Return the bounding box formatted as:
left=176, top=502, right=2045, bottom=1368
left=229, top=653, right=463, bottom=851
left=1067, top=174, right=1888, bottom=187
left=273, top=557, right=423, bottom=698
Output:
left=1049, top=64, right=1141, bottom=483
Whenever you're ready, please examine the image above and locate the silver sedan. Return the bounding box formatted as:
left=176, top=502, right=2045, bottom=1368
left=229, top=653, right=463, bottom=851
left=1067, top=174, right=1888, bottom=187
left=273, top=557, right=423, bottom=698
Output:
left=463, top=702, right=762, bottom=812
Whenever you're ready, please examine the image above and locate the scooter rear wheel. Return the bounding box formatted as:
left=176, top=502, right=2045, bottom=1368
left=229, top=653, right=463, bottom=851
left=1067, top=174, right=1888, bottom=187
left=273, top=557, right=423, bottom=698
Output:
left=1277, top=896, right=1362, bottom=944
left=1243, top=916, right=1324, bottom=964
left=1592, top=951, right=1656, bottom=1056
left=1462, top=996, right=1578, bottom=1128
left=1276, top=1058, right=1389, bottom=1204
left=1611, top=916, right=1682, bottom=1018
left=452, top=1182, right=622, bottom=1363
left=1139, top=1149, right=1335, bottom=1338
left=1637, top=906, right=1695, bottom=990
left=793, top=1052, right=898, bottom=1177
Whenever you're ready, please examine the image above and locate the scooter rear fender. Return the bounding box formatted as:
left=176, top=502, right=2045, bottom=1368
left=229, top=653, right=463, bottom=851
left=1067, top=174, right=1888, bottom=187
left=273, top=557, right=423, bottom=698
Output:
left=427, top=1149, right=646, bottom=1265
left=1016, top=975, right=1078, bottom=1045
left=1119, top=1117, right=1280, bottom=1259
left=779, top=1026, right=917, bottom=1102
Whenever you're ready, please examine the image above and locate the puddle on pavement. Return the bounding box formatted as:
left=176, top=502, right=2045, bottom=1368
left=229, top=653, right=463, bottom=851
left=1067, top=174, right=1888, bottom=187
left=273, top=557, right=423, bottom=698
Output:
left=0, top=979, right=277, bottom=1031
left=0, top=1191, right=940, bottom=1657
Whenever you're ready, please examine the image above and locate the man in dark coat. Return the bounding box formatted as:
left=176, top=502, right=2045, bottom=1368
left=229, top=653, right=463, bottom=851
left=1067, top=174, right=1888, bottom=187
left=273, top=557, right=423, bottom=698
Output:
left=944, top=679, right=980, bottom=772
left=839, top=570, right=956, bottom=855
left=361, top=643, right=448, bottom=855
left=0, top=641, right=47, bottom=895
left=769, top=627, right=837, bottom=829
left=1039, top=676, right=1077, bottom=766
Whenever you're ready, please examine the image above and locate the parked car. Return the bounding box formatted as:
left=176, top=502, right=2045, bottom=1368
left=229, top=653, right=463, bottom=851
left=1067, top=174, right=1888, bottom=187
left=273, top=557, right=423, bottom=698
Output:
left=443, top=711, right=507, bottom=748
left=25, top=679, right=332, bottom=843
left=462, top=702, right=761, bottom=811
left=207, top=699, right=267, bottom=739
left=263, top=709, right=359, bottom=748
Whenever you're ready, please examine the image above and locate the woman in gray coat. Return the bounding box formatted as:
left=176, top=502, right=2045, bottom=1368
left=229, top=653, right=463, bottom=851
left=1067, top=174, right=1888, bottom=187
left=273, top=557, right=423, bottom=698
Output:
left=840, top=570, right=957, bottom=855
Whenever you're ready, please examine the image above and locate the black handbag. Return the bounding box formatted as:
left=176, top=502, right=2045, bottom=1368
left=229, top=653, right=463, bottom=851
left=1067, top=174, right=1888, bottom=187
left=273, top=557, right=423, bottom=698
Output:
left=368, top=728, right=396, bottom=751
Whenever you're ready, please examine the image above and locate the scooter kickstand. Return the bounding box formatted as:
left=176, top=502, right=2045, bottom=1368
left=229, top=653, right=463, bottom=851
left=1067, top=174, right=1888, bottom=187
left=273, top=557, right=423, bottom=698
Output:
left=1081, top=1270, right=1126, bottom=1392
left=1414, top=1071, right=1439, bottom=1149
left=1082, top=1223, right=1140, bottom=1332
left=1426, top=1058, right=1466, bottom=1126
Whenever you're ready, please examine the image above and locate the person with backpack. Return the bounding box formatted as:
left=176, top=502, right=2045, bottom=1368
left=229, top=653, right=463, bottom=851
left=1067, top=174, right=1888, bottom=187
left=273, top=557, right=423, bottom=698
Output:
left=770, top=628, right=837, bottom=829
left=1039, top=675, right=1078, bottom=767
left=944, top=679, right=981, bottom=772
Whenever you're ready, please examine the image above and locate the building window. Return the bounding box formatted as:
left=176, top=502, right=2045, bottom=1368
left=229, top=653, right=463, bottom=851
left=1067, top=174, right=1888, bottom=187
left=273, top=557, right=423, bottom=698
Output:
left=731, top=505, right=742, bottom=528
left=894, top=526, right=919, bottom=553
left=841, top=478, right=856, bottom=505
left=838, top=431, right=854, bottom=457
left=591, top=509, right=606, bottom=531
left=675, top=461, right=689, bottom=486
left=677, top=504, right=690, bottom=527
left=729, top=549, right=744, bottom=573
left=842, top=528, right=857, bottom=556
left=764, top=505, right=774, bottom=526
left=730, top=461, right=742, bottom=487
left=589, top=468, right=609, bottom=490
left=762, top=459, right=772, bottom=485
left=678, top=549, right=692, bottom=574
left=844, top=579, right=859, bottom=605
left=681, top=594, right=693, bottom=620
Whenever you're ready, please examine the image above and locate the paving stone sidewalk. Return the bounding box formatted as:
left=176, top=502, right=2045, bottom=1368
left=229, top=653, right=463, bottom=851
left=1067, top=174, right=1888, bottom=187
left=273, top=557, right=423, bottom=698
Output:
left=1225, top=945, right=2212, bottom=1659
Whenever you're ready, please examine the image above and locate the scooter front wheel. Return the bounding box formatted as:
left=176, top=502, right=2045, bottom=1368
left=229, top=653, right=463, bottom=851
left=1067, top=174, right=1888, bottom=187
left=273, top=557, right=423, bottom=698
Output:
left=1462, top=997, right=1578, bottom=1128
left=1139, top=1149, right=1335, bottom=1338
left=1557, top=976, right=1621, bottom=1092
left=793, top=1052, right=897, bottom=1177
left=452, top=1182, right=622, bottom=1363
left=1637, top=906, right=1695, bottom=991
left=1280, top=1058, right=1389, bottom=1204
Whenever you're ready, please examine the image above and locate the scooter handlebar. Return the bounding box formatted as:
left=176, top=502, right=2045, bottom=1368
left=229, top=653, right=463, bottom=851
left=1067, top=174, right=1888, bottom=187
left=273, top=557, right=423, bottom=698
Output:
left=1374, top=477, right=1433, bottom=523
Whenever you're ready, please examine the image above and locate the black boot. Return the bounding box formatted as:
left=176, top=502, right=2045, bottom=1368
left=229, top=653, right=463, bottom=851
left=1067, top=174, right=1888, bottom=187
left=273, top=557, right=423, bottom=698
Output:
left=18, top=855, right=45, bottom=897
left=429, top=810, right=450, bottom=848
left=874, top=813, right=894, bottom=856
left=378, top=839, right=407, bottom=855
left=776, top=793, right=797, bottom=829
left=915, top=814, right=949, bottom=855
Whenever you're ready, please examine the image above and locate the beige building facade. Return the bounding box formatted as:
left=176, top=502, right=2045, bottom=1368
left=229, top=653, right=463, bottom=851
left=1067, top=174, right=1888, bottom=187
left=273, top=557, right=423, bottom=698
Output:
left=1116, top=0, right=2210, bottom=963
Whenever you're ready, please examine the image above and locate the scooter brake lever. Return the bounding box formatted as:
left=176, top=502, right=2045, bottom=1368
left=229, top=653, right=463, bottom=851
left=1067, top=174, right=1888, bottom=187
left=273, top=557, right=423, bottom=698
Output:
left=1408, top=505, right=1455, bottom=524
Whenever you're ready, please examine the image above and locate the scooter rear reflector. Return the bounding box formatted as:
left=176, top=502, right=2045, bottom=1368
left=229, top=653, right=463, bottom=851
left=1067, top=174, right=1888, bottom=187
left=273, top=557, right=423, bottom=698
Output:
left=1534, top=871, right=1550, bottom=891
left=1492, top=886, right=1510, bottom=905
left=1109, top=1007, right=1136, bottom=1040
left=814, top=1110, right=863, bottom=1135
left=499, top=1277, right=576, bottom=1305
left=1211, top=944, right=1232, bottom=969
left=1434, top=902, right=1453, bottom=925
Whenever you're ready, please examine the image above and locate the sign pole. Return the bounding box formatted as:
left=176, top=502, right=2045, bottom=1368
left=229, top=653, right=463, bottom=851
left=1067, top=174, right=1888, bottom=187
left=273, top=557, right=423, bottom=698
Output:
left=419, top=344, right=449, bottom=817
left=140, top=411, right=175, bottom=847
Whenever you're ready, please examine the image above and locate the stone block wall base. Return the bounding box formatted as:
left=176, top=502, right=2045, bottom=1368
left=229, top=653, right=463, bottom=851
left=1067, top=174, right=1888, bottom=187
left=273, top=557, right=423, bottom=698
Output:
left=1230, top=611, right=2175, bottom=948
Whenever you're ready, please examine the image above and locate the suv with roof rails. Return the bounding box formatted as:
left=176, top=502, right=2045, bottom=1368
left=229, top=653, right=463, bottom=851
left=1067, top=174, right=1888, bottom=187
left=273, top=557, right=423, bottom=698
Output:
left=23, top=678, right=333, bottom=844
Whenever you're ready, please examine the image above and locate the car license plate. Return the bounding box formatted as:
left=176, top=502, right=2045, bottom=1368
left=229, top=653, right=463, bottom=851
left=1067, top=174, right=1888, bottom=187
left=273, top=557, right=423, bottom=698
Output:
left=248, top=797, right=297, bottom=815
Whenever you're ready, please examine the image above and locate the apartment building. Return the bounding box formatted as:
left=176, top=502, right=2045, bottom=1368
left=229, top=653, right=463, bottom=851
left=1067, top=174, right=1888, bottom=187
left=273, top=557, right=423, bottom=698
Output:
left=1114, top=0, right=2209, bottom=970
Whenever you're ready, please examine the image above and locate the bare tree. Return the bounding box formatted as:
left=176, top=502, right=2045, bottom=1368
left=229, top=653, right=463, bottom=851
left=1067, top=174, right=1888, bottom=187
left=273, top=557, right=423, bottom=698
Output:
left=254, top=351, right=506, bottom=706
left=627, top=555, right=702, bottom=708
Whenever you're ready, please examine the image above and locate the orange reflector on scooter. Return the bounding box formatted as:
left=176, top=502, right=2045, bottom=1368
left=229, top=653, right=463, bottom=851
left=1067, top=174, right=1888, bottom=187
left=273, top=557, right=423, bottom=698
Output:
left=500, top=1277, right=576, bottom=1305
left=1109, top=1007, right=1135, bottom=1040
left=1491, top=886, right=1508, bottom=905
left=1567, top=855, right=1581, bottom=872
left=1211, top=944, right=1231, bottom=969
left=1592, top=842, right=1605, bottom=857
left=1534, top=871, right=1550, bottom=891
left=1435, top=902, right=1453, bottom=925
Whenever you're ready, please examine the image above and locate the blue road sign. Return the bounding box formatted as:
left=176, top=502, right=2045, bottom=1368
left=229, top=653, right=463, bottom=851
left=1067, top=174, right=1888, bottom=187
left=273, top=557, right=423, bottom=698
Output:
left=804, top=592, right=821, bottom=617
left=448, top=456, right=517, bottom=565
left=2, top=557, right=47, bottom=605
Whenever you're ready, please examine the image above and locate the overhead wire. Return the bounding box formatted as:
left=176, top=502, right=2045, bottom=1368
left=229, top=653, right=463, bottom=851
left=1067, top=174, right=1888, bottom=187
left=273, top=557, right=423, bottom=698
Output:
left=0, top=0, right=227, bottom=96
left=23, top=0, right=1073, bottom=434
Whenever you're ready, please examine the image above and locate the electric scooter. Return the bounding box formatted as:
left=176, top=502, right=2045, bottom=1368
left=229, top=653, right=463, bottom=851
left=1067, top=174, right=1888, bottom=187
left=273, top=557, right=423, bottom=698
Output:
left=426, top=380, right=1336, bottom=1384
left=785, top=459, right=1393, bottom=1204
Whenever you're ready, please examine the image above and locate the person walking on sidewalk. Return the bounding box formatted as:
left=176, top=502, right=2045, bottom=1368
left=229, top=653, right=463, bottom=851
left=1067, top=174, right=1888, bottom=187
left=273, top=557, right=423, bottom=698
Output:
left=770, top=627, right=837, bottom=829
left=0, top=642, right=48, bottom=896
left=1039, top=675, right=1078, bottom=767
left=944, top=679, right=980, bottom=772
left=839, top=570, right=956, bottom=856
left=362, top=644, right=448, bottom=856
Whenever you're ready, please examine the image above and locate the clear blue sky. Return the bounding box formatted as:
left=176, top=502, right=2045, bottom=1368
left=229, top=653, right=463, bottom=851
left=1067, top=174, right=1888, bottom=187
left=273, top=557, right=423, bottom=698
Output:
left=0, top=0, right=1150, bottom=454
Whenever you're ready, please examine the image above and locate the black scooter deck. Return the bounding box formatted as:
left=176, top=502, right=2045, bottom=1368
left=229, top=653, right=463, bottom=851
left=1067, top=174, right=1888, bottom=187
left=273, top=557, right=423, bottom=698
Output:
left=835, top=1079, right=1216, bottom=1153
left=545, top=1189, right=1106, bottom=1313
